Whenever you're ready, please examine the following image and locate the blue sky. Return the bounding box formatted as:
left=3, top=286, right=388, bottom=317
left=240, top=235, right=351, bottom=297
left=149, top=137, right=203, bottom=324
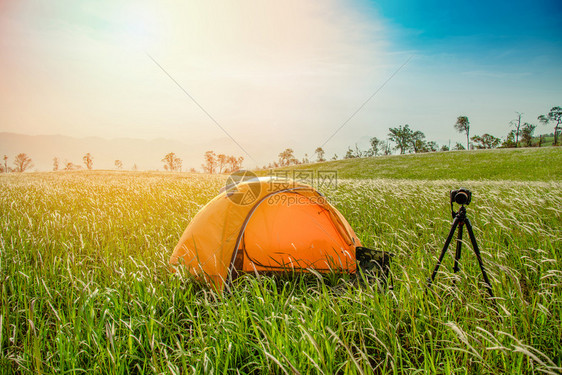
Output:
left=367, top=0, right=562, bottom=48
left=363, top=0, right=562, bottom=79
left=0, top=0, right=561, bottom=168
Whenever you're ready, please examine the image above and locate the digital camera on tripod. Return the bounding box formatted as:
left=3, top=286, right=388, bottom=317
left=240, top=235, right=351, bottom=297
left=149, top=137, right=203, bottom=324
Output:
left=427, top=188, right=494, bottom=297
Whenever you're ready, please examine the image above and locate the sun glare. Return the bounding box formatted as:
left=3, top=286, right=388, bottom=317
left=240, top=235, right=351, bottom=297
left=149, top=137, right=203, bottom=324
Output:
left=114, top=3, right=161, bottom=50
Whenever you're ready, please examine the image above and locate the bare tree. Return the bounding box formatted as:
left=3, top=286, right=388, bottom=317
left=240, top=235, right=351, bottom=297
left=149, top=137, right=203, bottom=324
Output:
left=315, top=147, right=326, bottom=162
left=454, top=116, right=470, bottom=150
left=538, top=106, right=562, bottom=145
left=202, top=151, right=217, bottom=173
left=509, top=112, right=523, bottom=147
left=13, top=153, right=33, bottom=172
left=114, top=160, right=123, bottom=170
left=162, top=152, right=182, bottom=172
left=53, top=157, right=59, bottom=171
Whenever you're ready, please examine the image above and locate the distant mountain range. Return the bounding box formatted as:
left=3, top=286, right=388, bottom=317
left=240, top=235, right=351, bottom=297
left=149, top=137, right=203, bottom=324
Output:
left=0, top=133, right=213, bottom=171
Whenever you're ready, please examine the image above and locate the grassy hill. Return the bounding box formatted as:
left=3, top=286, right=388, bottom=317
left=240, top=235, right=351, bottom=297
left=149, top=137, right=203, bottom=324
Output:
left=263, top=147, right=562, bottom=181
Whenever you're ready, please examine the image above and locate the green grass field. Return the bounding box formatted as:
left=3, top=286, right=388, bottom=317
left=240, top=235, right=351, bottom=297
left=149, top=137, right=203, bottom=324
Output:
left=263, top=146, right=562, bottom=181
left=1, top=148, right=561, bottom=374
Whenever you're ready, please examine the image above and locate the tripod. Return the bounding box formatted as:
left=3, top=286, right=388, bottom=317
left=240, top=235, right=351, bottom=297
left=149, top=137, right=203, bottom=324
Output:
left=427, top=205, right=494, bottom=298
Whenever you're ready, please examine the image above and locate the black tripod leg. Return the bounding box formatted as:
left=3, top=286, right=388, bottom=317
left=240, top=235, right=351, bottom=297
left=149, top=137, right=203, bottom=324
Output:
left=465, top=218, right=494, bottom=298
left=453, top=222, right=463, bottom=274
left=428, top=217, right=460, bottom=287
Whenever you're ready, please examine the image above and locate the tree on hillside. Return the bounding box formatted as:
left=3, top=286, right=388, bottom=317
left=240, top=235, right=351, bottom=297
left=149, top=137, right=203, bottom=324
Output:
left=369, top=137, right=382, bottom=157
left=83, top=153, right=93, bottom=170
left=331, top=154, right=338, bottom=161
left=383, top=141, right=392, bottom=155
left=302, top=154, right=310, bottom=164
left=538, top=106, right=562, bottom=145
left=388, top=124, right=413, bottom=154
left=440, top=145, right=450, bottom=152
left=3, top=155, right=8, bottom=173
left=521, top=123, right=536, bottom=147
left=162, top=152, right=182, bottom=172
left=227, top=156, right=244, bottom=172
left=454, top=116, right=470, bottom=150
left=426, top=141, right=439, bottom=152
left=538, top=134, right=544, bottom=148
left=53, top=157, right=59, bottom=171
left=114, top=160, right=123, bottom=170
left=501, top=130, right=516, bottom=148
left=278, top=148, right=297, bottom=166
left=217, top=154, right=228, bottom=173
left=354, top=144, right=363, bottom=158
left=453, top=142, right=466, bottom=151
left=201, top=151, right=217, bottom=173
left=315, top=147, right=326, bottom=162
left=410, top=130, right=427, bottom=153
left=509, top=112, right=523, bottom=147
left=13, top=153, right=33, bottom=172
left=471, top=134, right=501, bottom=149
left=345, top=144, right=365, bottom=159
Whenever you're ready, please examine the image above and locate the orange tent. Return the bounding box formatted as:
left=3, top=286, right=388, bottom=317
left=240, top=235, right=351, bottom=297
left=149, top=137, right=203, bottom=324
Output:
left=169, top=177, right=362, bottom=291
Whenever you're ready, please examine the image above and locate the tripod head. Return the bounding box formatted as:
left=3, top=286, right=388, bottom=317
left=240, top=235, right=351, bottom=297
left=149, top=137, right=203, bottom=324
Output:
left=450, top=188, right=472, bottom=219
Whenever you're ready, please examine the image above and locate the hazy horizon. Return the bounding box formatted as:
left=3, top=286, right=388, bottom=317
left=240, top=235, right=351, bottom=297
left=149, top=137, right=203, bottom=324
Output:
left=1, top=0, right=561, bottom=168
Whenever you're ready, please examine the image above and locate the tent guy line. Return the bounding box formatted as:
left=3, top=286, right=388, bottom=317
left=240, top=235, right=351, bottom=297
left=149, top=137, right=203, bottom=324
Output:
left=147, top=51, right=411, bottom=166
left=319, top=55, right=413, bottom=149
left=146, top=52, right=258, bottom=165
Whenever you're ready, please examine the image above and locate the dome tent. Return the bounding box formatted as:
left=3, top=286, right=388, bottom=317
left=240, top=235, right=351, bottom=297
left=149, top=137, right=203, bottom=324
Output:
left=169, top=175, right=387, bottom=291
